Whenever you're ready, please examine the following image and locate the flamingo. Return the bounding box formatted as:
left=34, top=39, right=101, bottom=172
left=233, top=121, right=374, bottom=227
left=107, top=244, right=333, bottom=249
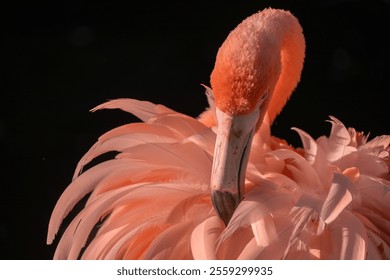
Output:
left=47, top=8, right=390, bottom=259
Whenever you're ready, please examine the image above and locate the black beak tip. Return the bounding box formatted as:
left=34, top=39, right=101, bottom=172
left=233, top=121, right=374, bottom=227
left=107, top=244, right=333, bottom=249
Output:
left=211, top=190, right=241, bottom=226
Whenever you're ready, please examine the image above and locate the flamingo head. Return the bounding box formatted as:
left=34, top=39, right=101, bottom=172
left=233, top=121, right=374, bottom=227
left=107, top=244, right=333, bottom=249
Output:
left=209, top=9, right=284, bottom=225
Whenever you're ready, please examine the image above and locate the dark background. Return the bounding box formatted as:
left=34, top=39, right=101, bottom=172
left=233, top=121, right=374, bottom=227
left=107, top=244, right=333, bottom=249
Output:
left=1, top=0, right=389, bottom=259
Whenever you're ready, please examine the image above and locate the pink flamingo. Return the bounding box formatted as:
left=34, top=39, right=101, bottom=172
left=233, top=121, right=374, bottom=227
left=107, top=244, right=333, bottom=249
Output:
left=47, top=8, right=389, bottom=259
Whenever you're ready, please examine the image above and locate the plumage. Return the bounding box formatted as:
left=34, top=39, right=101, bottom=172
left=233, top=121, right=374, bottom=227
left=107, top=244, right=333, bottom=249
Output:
left=47, top=8, right=389, bottom=259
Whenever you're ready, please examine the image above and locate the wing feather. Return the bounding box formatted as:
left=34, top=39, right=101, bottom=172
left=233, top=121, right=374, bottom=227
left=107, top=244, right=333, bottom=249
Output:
left=73, top=123, right=180, bottom=178
left=328, top=211, right=367, bottom=259
left=292, top=127, right=332, bottom=188
left=47, top=159, right=137, bottom=244
left=320, top=173, right=353, bottom=224
left=191, top=216, right=224, bottom=259
left=221, top=185, right=293, bottom=244
left=91, top=98, right=175, bottom=122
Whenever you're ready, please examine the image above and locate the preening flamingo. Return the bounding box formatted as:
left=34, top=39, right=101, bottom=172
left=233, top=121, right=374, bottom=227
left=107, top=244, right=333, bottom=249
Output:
left=47, top=8, right=390, bottom=259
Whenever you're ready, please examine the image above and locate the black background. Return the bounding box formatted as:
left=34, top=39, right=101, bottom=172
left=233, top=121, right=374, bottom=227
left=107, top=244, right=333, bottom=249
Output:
left=1, top=0, right=389, bottom=259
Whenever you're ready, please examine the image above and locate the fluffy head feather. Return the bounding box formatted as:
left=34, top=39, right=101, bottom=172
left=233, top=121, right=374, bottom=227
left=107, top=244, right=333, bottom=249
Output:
left=210, top=8, right=305, bottom=123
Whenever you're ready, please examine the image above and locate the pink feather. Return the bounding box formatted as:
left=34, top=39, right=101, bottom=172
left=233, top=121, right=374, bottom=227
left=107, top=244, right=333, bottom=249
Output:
left=47, top=8, right=389, bottom=260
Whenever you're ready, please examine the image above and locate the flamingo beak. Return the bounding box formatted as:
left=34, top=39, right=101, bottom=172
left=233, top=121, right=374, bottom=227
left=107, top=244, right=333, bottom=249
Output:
left=210, top=106, right=260, bottom=225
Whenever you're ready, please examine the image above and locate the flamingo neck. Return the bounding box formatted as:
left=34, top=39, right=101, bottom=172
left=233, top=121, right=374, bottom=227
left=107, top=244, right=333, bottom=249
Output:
left=265, top=11, right=305, bottom=124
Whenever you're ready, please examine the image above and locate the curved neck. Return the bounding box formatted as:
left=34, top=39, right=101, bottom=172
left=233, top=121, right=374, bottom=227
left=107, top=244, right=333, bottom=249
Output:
left=265, top=11, right=305, bottom=124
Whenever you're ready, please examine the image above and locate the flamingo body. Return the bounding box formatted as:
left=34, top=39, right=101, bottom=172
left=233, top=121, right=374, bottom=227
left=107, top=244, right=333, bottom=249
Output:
left=47, top=8, right=390, bottom=259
